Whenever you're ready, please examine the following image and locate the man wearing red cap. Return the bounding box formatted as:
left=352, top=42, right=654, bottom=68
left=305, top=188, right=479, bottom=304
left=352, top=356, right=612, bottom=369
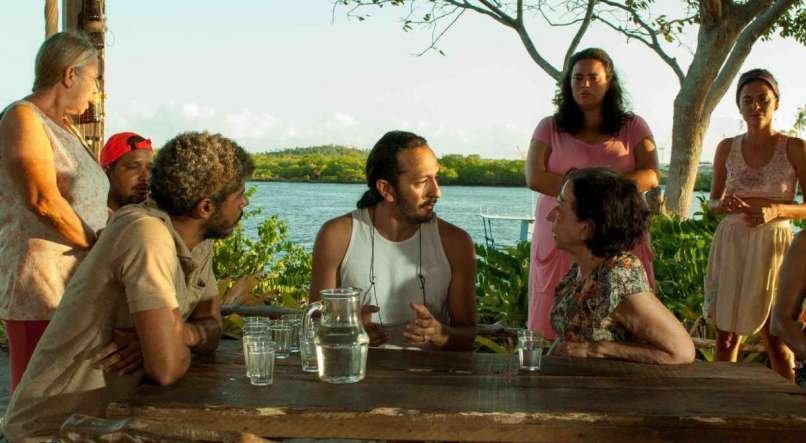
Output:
left=101, top=132, right=153, bottom=211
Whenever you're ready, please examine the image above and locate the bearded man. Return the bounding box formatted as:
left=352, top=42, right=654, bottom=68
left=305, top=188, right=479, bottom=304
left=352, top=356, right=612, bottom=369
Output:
left=3, top=131, right=253, bottom=440
left=310, top=131, right=477, bottom=350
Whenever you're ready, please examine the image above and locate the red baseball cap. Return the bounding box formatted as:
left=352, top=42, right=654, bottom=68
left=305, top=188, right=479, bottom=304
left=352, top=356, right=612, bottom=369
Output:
left=101, top=132, right=153, bottom=168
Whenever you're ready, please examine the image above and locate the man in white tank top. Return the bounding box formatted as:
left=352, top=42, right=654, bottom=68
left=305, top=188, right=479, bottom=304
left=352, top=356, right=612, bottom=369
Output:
left=310, top=131, right=478, bottom=350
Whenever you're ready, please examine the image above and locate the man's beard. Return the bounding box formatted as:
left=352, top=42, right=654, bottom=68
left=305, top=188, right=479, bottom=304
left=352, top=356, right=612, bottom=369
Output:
left=123, top=193, right=147, bottom=205
left=397, top=197, right=437, bottom=225
left=204, top=210, right=243, bottom=240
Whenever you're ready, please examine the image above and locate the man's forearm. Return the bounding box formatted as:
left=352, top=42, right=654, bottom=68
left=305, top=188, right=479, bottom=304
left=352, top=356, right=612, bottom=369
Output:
left=435, top=324, right=477, bottom=351
left=184, top=317, right=221, bottom=354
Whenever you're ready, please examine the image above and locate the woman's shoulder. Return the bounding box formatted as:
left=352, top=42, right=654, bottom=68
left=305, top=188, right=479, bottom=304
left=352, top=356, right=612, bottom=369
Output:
left=1, top=100, right=39, bottom=121
left=784, top=135, right=805, bottom=155
left=600, top=252, right=652, bottom=296
left=601, top=252, right=647, bottom=281
left=536, top=115, right=557, bottom=131
left=620, top=114, right=651, bottom=134
left=0, top=101, right=46, bottom=139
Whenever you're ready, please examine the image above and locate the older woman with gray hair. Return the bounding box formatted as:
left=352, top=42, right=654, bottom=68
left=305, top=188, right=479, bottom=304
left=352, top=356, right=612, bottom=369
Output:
left=0, top=31, right=108, bottom=390
left=548, top=167, right=694, bottom=365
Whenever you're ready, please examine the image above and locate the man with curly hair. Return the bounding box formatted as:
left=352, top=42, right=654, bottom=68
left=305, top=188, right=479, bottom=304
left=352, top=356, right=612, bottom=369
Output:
left=3, top=131, right=254, bottom=441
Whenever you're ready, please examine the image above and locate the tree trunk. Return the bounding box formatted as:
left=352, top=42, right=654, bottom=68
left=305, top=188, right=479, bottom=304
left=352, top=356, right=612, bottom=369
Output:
left=663, top=16, right=739, bottom=217
left=665, top=96, right=710, bottom=217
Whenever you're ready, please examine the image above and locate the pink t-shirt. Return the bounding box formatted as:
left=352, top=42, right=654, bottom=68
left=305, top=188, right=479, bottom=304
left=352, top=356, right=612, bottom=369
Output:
left=531, top=115, right=653, bottom=264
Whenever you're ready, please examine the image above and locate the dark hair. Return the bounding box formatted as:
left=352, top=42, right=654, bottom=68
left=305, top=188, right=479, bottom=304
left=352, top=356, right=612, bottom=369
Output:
left=554, top=48, right=632, bottom=135
left=735, top=68, right=780, bottom=108
left=150, top=131, right=255, bottom=216
left=357, top=130, right=428, bottom=209
left=565, top=167, right=649, bottom=258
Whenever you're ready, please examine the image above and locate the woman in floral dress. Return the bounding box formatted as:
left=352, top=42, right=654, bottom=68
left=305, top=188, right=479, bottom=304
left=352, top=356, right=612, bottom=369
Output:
left=548, top=168, right=694, bottom=364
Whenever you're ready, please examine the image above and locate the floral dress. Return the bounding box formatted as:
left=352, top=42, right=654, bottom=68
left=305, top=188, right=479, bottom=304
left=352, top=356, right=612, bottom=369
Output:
left=550, top=252, right=651, bottom=343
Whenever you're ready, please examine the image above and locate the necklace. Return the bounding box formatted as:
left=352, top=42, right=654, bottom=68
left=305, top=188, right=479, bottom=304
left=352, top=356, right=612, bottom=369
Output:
left=62, top=118, right=98, bottom=162
left=364, top=209, right=426, bottom=327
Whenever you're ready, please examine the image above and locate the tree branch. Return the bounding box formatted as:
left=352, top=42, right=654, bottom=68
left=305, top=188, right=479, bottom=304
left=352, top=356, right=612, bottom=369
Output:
left=477, top=0, right=518, bottom=25
left=598, top=0, right=685, bottom=83
left=443, top=0, right=562, bottom=79
left=517, top=0, right=524, bottom=23
left=563, top=0, right=597, bottom=72
left=438, top=0, right=514, bottom=27
left=416, top=7, right=466, bottom=56
left=700, top=0, right=725, bottom=25
left=704, top=0, right=800, bottom=114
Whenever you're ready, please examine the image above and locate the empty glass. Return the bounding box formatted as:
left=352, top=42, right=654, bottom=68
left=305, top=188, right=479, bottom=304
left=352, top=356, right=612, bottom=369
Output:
left=268, top=319, right=292, bottom=359
left=244, top=335, right=275, bottom=386
left=517, top=329, right=543, bottom=372
left=282, top=313, right=303, bottom=353
left=299, top=320, right=319, bottom=373
left=242, top=318, right=269, bottom=367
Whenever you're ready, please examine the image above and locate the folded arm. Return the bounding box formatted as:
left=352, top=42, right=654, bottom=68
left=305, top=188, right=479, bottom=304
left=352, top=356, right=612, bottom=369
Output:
left=525, top=139, right=563, bottom=196
left=625, top=136, right=660, bottom=193
left=0, top=105, right=95, bottom=247
left=410, top=221, right=477, bottom=351
left=602, top=292, right=696, bottom=365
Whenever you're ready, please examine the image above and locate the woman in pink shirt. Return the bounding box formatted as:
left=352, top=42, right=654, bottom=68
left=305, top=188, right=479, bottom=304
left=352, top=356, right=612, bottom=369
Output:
left=525, top=48, right=659, bottom=339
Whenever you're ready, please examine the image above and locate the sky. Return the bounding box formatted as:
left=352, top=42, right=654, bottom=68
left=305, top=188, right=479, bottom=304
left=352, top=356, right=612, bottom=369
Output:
left=1, top=1, right=804, bottom=164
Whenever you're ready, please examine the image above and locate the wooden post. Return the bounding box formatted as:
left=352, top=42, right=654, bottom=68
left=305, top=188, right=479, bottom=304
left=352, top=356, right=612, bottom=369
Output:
left=61, top=0, right=106, bottom=160
left=45, top=0, right=59, bottom=38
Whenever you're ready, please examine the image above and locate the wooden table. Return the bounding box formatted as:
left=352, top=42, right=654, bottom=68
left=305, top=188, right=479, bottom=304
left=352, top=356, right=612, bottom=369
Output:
left=106, top=339, right=806, bottom=442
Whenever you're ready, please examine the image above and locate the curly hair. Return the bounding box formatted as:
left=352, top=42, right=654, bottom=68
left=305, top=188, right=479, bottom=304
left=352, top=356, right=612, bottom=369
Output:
left=566, top=167, right=649, bottom=258
left=150, top=131, right=255, bottom=216
left=554, top=48, right=633, bottom=135
left=357, top=130, right=428, bottom=209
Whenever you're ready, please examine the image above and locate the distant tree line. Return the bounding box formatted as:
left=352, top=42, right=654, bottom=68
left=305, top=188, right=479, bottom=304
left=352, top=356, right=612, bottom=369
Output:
left=251, top=145, right=718, bottom=190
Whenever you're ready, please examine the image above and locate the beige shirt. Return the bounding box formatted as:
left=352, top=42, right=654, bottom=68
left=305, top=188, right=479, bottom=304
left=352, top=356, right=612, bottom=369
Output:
left=2, top=201, right=218, bottom=441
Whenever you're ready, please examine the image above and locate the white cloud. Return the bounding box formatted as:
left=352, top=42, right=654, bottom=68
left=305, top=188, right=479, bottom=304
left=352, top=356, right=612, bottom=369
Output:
left=332, top=112, right=356, bottom=126
left=224, top=109, right=280, bottom=139
left=180, top=102, right=216, bottom=120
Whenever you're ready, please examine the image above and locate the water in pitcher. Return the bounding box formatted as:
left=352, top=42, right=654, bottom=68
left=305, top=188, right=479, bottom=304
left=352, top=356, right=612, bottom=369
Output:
left=315, top=325, right=369, bottom=383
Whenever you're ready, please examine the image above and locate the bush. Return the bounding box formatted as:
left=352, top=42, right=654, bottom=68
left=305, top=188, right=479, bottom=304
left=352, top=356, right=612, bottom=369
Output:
left=213, top=188, right=312, bottom=310
left=475, top=241, right=530, bottom=327
left=650, top=197, right=720, bottom=328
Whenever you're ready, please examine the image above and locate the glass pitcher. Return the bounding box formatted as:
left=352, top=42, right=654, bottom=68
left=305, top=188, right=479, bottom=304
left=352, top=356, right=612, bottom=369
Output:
left=303, top=288, right=369, bottom=383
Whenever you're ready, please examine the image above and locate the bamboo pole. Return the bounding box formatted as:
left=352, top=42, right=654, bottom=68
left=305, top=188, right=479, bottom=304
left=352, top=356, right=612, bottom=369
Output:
left=62, top=0, right=105, bottom=160
left=45, top=0, right=59, bottom=38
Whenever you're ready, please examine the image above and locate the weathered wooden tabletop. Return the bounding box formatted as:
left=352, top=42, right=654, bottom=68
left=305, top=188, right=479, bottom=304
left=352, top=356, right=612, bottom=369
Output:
left=106, top=339, right=806, bottom=442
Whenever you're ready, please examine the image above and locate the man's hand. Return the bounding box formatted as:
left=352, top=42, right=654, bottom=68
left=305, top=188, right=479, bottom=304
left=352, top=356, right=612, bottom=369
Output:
left=361, top=304, right=390, bottom=347
left=220, top=275, right=257, bottom=305
left=94, top=328, right=143, bottom=375
left=403, top=303, right=448, bottom=347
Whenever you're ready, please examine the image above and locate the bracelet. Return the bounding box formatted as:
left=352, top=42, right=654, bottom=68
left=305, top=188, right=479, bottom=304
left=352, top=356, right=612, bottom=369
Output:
left=708, top=198, right=722, bottom=211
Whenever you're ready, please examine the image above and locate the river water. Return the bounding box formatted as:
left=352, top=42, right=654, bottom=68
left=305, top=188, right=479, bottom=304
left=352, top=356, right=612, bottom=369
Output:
left=241, top=182, right=710, bottom=248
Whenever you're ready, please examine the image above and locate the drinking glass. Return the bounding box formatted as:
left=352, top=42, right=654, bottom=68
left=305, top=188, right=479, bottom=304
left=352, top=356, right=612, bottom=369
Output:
left=517, top=329, right=543, bottom=372
left=282, top=313, right=303, bottom=353
left=244, top=335, right=275, bottom=386
left=241, top=319, right=269, bottom=368
left=268, top=319, right=292, bottom=359
left=299, top=321, right=319, bottom=373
